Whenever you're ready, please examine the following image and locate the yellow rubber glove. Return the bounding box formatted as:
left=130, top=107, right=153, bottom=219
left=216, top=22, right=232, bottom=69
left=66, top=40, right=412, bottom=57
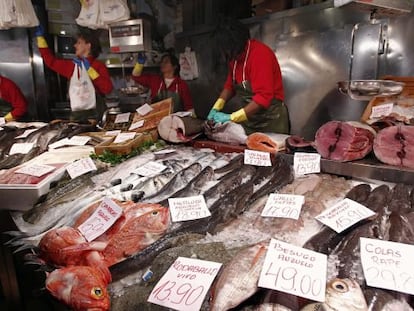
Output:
left=4, top=112, right=14, bottom=122
left=230, top=108, right=248, bottom=123
left=36, top=36, right=48, bottom=48
left=132, top=63, right=144, bottom=76
left=212, top=98, right=225, bottom=111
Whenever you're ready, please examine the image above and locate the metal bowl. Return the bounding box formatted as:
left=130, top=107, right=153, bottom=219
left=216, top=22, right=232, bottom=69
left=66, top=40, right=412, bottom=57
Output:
left=337, top=80, right=405, bottom=100
left=120, top=86, right=146, bottom=96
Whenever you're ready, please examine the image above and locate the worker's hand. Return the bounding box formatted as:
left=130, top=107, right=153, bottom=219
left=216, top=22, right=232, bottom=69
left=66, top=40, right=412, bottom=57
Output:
left=230, top=108, right=248, bottom=123
left=34, top=25, right=44, bottom=37
left=82, top=57, right=91, bottom=70
left=207, top=108, right=218, bottom=120
left=213, top=111, right=231, bottom=123
left=137, top=52, right=146, bottom=64
left=212, top=98, right=225, bottom=111
left=72, top=57, right=83, bottom=67
left=4, top=112, right=14, bottom=122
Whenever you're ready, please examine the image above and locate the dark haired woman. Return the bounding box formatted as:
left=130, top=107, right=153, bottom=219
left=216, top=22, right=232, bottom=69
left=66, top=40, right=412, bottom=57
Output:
left=207, top=18, right=289, bottom=134
left=34, top=27, right=113, bottom=122
left=132, top=53, right=193, bottom=112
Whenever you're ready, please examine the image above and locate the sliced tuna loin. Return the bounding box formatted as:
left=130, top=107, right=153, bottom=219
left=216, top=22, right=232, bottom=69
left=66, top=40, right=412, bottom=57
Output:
left=314, top=121, right=375, bottom=161
left=373, top=125, right=414, bottom=168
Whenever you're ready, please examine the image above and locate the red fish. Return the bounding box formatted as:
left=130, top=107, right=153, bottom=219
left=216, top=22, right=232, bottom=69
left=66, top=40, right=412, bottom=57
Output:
left=46, top=266, right=110, bottom=311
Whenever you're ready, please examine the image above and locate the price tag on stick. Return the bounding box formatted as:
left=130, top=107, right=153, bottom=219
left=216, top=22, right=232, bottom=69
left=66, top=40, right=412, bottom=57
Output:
left=134, top=161, right=167, bottom=177
left=9, top=142, right=34, bottom=155
left=259, top=239, right=327, bottom=302
left=78, top=197, right=123, bottom=242
left=137, top=103, right=153, bottom=116
left=315, top=198, right=375, bottom=233
left=360, top=237, right=414, bottom=295
left=148, top=257, right=222, bottom=311
left=370, top=103, right=394, bottom=119
left=261, top=194, right=305, bottom=220
left=293, top=152, right=321, bottom=175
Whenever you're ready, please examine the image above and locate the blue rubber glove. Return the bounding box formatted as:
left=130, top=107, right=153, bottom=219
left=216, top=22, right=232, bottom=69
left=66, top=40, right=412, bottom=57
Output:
left=213, top=111, right=231, bottom=123
left=34, top=25, right=44, bottom=37
left=137, top=52, right=146, bottom=64
left=72, top=57, right=83, bottom=67
left=207, top=108, right=218, bottom=120
left=82, top=57, right=91, bottom=70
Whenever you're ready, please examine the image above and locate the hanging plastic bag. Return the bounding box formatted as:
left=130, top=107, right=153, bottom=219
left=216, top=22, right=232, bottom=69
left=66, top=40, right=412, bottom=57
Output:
left=14, top=0, right=39, bottom=27
left=69, top=64, right=97, bottom=111
left=0, top=0, right=16, bottom=29
left=76, top=0, right=100, bottom=29
left=179, top=47, right=199, bottom=80
left=99, top=0, right=130, bottom=25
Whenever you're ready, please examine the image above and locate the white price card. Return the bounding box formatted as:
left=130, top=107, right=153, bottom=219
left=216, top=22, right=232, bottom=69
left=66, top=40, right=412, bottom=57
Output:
left=173, top=111, right=193, bottom=117
left=136, top=103, right=153, bottom=116
left=168, top=195, right=211, bottom=222
left=66, top=157, right=97, bottom=179
left=0, top=117, right=5, bottom=126
left=78, top=197, right=123, bottom=242
left=360, top=237, right=414, bottom=295
left=134, top=161, right=167, bottom=177
left=148, top=257, right=222, bottom=311
left=9, top=142, right=34, bottom=155
left=129, top=120, right=145, bottom=130
left=261, top=194, right=305, bottom=220
left=259, top=239, right=327, bottom=302
left=293, top=152, right=321, bottom=175
left=67, top=135, right=91, bottom=146
left=105, top=130, right=121, bottom=136
left=370, top=103, right=394, bottom=119
left=315, top=198, right=375, bottom=233
left=114, top=112, right=131, bottom=123
left=48, top=138, right=69, bottom=149
left=113, top=132, right=136, bottom=144
left=15, top=164, right=56, bottom=177
left=15, top=128, right=38, bottom=139
left=244, top=149, right=272, bottom=167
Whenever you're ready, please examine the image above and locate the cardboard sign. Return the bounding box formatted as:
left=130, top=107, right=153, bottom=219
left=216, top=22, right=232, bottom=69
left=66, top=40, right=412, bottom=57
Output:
left=67, top=135, right=90, bottom=146
left=134, top=161, right=167, bottom=177
left=315, top=198, right=375, bottom=233
left=129, top=120, right=145, bottom=130
left=293, top=152, right=321, bottom=175
left=9, top=142, right=35, bottom=155
left=66, top=157, right=97, bottom=179
left=370, top=103, right=394, bottom=119
left=105, top=130, right=121, bottom=136
left=114, top=112, right=131, bottom=123
left=15, top=128, right=38, bottom=139
left=244, top=149, right=272, bottom=167
left=259, top=239, right=327, bottom=302
left=15, top=163, right=56, bottom=177
left=169, top=195, right=211, bottom=222
left=148, top=257, right=222, bottom=311
left=360, top=237, right=414, bottom=295
left=78, top=197, right=123, bottom=241
left=136, top=103, right=153, bottom=116
left=113, top=132, right=136, bottom=144
left=261, top=194, right=305, bottom=220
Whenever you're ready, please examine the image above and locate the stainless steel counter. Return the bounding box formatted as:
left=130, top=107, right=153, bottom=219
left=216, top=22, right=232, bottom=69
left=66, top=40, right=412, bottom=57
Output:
left=279, top=152, right=414, bottom=184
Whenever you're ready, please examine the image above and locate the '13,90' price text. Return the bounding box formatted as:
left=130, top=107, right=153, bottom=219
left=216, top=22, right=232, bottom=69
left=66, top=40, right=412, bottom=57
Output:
left=150, top=280, right=205, bottom=306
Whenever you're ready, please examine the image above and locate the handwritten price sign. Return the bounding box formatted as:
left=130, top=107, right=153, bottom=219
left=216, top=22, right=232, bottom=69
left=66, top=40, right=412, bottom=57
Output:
left=137, top=103, right=153, bottom=116
left=259, top=239, right=327, bottom=302
left=9, top=142, right=35, bottom=155
left=168, top=195, right=211, bottom=222
left=114, top=112, right=131, bottom=124
left=370, top=103, right=394, bottom=119
left=0, top=117, right=5, bottom=126
left=244, top=149, right=272, bottom=167
left=66, top=157, right=97, bottom=179
left=261, top=194, right=305, bottom=220
left=315, top=198, right=375, bottom=233
left=148, top=257, right=222, bottom=311
left=134, top=161, right=167, bottom=177
left=360, top=237, right=414, bottom=295
left=16, top=163, right=56, bottom=177
left=78, top=197, right=123, bottom=242
left=293, top=152, right=320, bottom=176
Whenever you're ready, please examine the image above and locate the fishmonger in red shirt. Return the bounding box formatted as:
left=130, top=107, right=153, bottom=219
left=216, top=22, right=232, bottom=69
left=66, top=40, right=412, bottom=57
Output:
left=0, top=75, right=28, bottom=122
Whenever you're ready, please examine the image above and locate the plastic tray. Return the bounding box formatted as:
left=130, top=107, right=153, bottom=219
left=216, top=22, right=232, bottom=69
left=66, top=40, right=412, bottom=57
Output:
left=0, top=164, right=67, bottom=211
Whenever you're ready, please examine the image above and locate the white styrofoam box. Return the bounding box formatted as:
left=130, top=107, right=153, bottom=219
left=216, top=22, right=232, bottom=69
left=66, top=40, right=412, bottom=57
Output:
left=0, top=164, right=67, bottom=211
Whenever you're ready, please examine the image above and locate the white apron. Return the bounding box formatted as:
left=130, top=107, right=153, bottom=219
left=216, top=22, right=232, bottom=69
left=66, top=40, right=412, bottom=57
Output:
left=69, top=63, right=96, bottom=111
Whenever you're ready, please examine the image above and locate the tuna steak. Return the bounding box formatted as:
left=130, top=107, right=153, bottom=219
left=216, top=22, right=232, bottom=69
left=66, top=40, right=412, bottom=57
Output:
left=314, top=121, right=375, bottom=161
left=373, top=125, right=414, bottom=168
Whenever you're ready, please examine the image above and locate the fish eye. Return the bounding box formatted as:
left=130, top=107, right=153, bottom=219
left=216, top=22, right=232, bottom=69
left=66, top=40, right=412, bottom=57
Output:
left=332, top=280, right=348, bottom=293
left=152, top=211, right=159, bottom=216
left=91, top=287, right=104, bottom=298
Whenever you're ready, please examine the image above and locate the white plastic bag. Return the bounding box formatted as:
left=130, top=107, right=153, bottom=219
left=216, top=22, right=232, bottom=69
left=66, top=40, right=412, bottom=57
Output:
left=69, top=64, right=97, bottom=111
left=76, top=0, right=130, bottom=29
left=76, top=0, right=100, bottom=29
left=179, top=47, right=199, bottom=80
left=0, top=0, right=38, bottom=29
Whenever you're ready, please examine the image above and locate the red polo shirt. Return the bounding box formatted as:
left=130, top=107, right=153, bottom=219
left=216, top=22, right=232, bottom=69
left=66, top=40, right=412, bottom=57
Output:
left=223, top=39, right=284, bottom=108
left=0, top=75, right=28, bottom=119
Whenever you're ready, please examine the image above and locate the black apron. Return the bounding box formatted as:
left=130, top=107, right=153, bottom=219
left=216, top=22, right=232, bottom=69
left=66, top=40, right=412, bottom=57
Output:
left=152, top=79, right=183, bottom=112
left=232, top=80, right=290, bottom=135
left=70, top=94, right=105, bottom=123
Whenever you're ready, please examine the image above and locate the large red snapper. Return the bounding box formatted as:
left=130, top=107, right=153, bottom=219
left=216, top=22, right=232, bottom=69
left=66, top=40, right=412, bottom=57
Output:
left=46, top=266, right=110, bottom=311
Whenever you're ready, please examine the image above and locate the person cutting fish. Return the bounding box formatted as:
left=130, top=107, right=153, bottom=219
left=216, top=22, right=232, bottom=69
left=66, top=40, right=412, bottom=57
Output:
left=131, top=52, right=193, bottom=112
left=0, top=75, right=28, bottom=122
left=207, top=17, right=290, bottom=134
left=34, top=26, right=113, bottom=122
